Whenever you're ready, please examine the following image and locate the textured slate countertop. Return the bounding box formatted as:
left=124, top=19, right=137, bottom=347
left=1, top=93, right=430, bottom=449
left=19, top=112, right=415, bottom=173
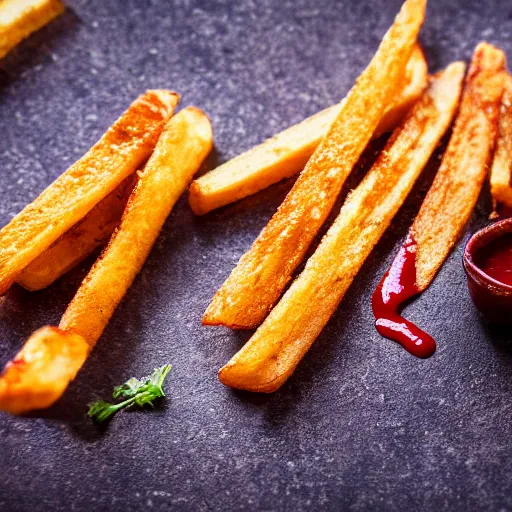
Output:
left=1, top=0, right=511, bottom=510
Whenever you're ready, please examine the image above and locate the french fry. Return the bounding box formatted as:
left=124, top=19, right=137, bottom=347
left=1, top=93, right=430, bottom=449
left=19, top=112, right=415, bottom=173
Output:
left=490, top=75, right=512, bottom=212
left=411, top=42, right=506, bottom=291
left=189, top=44, right=427, bottom=216
left=218, top=62, right=466, bottom=393
left=203, top=0, right=427, bottom=329
left=0, top=0, right=64, bottom=59
left=0, top=107, right=213, bottom=414
left=62, top=107, right=212, bottom=345
left=0, top=90, right=179, bottom=296
left=16, top=175, right=136, bottom=291
left=0, top=327, right=88, bottom=415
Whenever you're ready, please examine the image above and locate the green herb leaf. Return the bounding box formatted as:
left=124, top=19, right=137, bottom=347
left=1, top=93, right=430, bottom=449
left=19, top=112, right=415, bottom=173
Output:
left=112, top=377, right=145, bottom=399
left=148, top=363, right=172, bottom=394
left=88, top=364, right=172, bottom=424
left=112, top=363, right=172, bottom=400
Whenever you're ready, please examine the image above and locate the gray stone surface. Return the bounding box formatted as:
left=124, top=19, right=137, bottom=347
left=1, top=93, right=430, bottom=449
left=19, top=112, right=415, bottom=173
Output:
left=1, top=0, right=512, bottom=510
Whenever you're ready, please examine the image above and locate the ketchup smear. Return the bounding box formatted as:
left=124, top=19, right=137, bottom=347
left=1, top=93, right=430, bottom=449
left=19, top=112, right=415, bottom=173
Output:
left=371, top=234, right=436, bottom=358
left=478, top=233, right=512, bottom=287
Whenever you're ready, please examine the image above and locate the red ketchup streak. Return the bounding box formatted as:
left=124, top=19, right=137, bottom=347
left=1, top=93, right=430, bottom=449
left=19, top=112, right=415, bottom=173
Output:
left=478, top=233, right=512, bottom=287
left=371, top=235, right=436, bottom=358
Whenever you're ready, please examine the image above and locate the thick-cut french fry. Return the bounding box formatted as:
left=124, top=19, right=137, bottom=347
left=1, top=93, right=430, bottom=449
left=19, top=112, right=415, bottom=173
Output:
left=17, top=175, right=136, bottom=291
left=189, top=45, right=427, bottom=216
left=411, top=42, right=506, bottom=290
left=0, top=107, right=213, bottom=414
left=0, top=90, right=179, bottom=296
left=490, top=75, right=512, bottom=211
left=0, top=0, right=64, bottom=59
left=203, top=0, right=426, bottom=329
left=62, top=108, right=212, bottom=345
left=218, top=62, right=466, bottom=393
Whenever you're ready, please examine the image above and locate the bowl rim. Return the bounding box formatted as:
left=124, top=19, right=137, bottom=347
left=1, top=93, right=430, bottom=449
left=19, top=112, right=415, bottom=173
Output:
left=463, top=217, right=512, bottom=294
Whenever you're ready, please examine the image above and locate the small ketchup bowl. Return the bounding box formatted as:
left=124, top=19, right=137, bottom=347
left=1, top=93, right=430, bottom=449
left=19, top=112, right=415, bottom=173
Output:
left=463, top=218, right=512, bottom=324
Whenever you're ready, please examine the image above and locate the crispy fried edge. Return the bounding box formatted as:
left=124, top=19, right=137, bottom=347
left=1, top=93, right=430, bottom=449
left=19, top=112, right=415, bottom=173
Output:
left=490, top=75, right=512, bottom=211
left=188, top=44, right=428, bottom=216
left=17, top=175, right=136, bottom=291
left=202, top=0, right=427, bottom=329
left=0, top=90, right=180, bottom=295
left=411, top=42, right=507, bottom=290
left=218, top=62, right=466, bottom=393
left=0, top=0, right=65, bottom=59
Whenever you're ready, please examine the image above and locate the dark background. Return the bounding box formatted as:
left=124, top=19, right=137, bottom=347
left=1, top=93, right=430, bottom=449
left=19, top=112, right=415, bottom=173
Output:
left=1, top=0, right=511, bottom=510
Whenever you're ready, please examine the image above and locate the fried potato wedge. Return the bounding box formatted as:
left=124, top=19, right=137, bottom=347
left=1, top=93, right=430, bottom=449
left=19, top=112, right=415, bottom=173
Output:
left=203, top=0, right=427, bottom=329
left=0, top=327, right=88, bottom=415
left=490, top=75, right=512, bottom=211
left=0, top=0, right=64, bottom=59
left=0, top=107, right=213, bottom=414
left=0, top=90, right=179, bottom=296
left=189, top=44, right=427, bottom=216
left=17, top=175, right=136, bottom=291
left=411, top=42, right=506, bottom=290
left=218, top=62, right=466, bottom=392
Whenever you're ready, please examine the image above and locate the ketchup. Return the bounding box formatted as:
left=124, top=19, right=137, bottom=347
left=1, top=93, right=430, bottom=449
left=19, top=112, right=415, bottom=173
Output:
left=372, top=234, right=436, bottom=358
left=478, top=233, right=512, bottom=287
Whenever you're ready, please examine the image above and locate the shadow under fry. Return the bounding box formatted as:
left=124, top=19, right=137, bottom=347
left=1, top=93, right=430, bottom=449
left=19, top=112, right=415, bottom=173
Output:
left=0, top=257, right=91, bottom=340
left=224, top=317, right=351, bottom=427
left=482, top=322, right=512, bottom=356
left=21, top=388, right=170, bottom=442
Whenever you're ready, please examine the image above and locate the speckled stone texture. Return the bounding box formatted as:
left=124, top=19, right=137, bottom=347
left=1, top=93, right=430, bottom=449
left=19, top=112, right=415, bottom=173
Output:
left=0, top=0, right=511, bottom=510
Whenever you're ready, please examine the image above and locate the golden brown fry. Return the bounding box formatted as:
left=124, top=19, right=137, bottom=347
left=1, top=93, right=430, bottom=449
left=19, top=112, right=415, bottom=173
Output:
left=0, top=0, right=64, bottom=59
left=490, top=75, right=512, bottom=211
left=63, top=107, right=212, bottom=344
left=203, top=0, right=427, bottom=329
left=189, top=44, right=428, bottom=216
left=0, top=107, right=213, bottom=414
left=219, top=62, right=466, bottom=393
left=0, top=327, right=88, bottom=414
left=17, top=175, right=136, bottom=291
left=412, top=42, right=506, bottom=290
left=0, top=90, right=179, bottom=296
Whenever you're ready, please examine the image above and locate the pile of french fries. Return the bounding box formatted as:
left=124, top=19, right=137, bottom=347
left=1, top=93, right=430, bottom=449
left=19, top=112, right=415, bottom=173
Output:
left=195, top=0, right=511, bottom=393
left=2, top=0, right=512, bottom=414
left=0, top=92, right=213, bottom=414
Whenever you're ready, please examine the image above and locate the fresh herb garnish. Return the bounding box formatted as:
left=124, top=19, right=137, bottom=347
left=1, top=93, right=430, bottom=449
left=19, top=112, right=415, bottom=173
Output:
left=88, top=364, right=172, bottom=424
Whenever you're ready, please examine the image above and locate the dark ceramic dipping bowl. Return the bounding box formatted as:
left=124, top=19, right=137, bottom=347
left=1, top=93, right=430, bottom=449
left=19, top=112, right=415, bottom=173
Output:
left=463, top=218, right=512, bottom=324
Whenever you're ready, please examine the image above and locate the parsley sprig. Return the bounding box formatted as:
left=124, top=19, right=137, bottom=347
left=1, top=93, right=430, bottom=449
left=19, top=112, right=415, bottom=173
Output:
left=88, top=364, right=172, bottom=424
